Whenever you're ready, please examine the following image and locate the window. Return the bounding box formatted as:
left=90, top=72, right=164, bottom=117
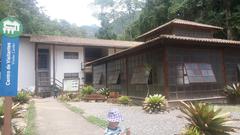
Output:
left=131, top=66, right=152, bottom=84
left=108, top=71, right=120, bottom=84
left=64, top=73, right=79, bottom=79
left=93, top=73, right=103, bottom=84
left=64, top=52, right=79, bottom=59
left=184, top=63, right=216, bottom=83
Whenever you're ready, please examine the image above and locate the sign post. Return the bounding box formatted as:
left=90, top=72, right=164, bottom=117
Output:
left=0, top=17, right=23, bottom=135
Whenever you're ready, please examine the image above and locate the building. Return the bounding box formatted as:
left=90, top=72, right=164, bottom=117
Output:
left=0, top=35, right=141, bottom=97
left=87, top=19, right=240, bottom=100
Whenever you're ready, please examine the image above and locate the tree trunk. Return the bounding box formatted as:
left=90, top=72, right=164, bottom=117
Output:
left=225, top=0, right=233, bottom=39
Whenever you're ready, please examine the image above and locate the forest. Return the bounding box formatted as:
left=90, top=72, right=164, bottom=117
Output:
left=1, top=0, right=240, bottom=40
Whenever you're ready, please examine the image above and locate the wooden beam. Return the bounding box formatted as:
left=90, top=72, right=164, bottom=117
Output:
left=163, top=46, right=169, bottom=99
left=52, top=45, right=56, bottom=87
left=125, top=57, right=129, bottom=96
left=3, top=97, right=12, bottom=135
left=221, top=48, right=227, bottom=84
left=35, top=44, right=38, bottom=95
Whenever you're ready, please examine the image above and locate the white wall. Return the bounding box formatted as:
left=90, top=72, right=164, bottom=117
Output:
left=54, top=46, right=84, bottom=85
left=18, top=38, right=35, bottom=91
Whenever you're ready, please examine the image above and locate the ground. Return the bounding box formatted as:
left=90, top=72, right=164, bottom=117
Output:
left=34, top=98, right=103, bottom=135
left=69, top=102, right=240, bottom=135
left=33, top=98, right=240, bottom=135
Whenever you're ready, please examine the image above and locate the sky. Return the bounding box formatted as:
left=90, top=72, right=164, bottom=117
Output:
left=37, top=0, right=100, bottom=26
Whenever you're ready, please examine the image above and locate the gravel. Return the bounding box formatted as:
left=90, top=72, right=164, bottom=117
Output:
left=69, top=102, right=240, bottom=135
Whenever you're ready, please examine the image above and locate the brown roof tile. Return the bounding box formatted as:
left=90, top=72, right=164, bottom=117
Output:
left=136, top=19, right=223, bottom=40
left=86, top=35, right=240, bottom=65
left=30, top=35, right=142, bottom=48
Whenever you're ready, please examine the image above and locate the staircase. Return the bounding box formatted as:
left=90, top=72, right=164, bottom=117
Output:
left=37, top=77, right=63, bottom=97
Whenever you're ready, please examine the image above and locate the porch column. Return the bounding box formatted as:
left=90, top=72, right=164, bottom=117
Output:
left=53, top=45, right=56, bottom=86
left=163, top=47, right=169, bottom=99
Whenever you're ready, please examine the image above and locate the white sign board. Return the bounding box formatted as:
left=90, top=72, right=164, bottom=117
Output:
left=63, top=79, right=79, bottom=92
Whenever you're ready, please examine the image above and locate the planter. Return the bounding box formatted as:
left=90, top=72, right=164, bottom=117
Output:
left=109, top=92, right=119, bottom=98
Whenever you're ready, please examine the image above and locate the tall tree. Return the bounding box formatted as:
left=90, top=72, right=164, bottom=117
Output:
left=0, top=0, right=86, bottom=37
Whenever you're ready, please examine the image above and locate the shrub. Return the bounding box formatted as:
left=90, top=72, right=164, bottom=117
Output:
left=97, top=88, right=110, bottom=97
left=118, top=96, right=131, bottom=105
left=81, top=85, right=95, bottom=96
left=143, top=94, right=167, bottom=113
left=13, top=91, right=30, bottom=104
left=57, top=94, right=71, bottom=102
left=180, top=101, right=236, bottom=135
left=224, top=83, right=240, bottom=104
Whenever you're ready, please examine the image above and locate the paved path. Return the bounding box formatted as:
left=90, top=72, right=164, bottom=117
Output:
left=35, top=98, right=103, bottom=135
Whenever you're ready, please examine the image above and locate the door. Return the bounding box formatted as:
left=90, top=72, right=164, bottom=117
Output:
left=37, top=48, right=50, bottom=97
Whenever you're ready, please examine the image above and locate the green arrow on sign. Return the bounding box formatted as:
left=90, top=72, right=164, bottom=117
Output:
left=0, top=17, right=23, bottom=38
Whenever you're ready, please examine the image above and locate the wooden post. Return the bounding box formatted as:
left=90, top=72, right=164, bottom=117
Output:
left=163, top=47, right=169, bottom=99
left=3, top=97, right=12, bottom=135
left=221, top=48, right=227, bottom=84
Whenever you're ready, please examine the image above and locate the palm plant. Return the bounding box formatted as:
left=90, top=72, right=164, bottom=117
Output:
left=180, top=101, right=236, bottom=135
left=224, top=83, right=240, bottom=104
left=143, top=94, right=167, bottom=113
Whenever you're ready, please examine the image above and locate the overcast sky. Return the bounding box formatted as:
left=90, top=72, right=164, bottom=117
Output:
left=37, top=0, right=100, bottom=26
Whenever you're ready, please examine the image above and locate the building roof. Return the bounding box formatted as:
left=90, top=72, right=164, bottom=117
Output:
left=30, top=35, right=142, bottom=48
left=136, top=19, right=223, bottom=41
left=86, top=35, right=240, bottom=66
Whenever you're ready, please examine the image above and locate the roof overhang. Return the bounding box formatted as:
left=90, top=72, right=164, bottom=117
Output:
left=86, top=35, right=240, bottom=66
left=30, top=35, right=142, bottom=48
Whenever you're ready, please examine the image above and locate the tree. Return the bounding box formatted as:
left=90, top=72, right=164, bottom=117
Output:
left=0, top=0, right=86, bottom=37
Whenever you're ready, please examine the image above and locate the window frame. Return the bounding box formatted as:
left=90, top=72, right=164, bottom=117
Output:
left=64, top=52, right=79, bottom=59
left=184, top=63, right=216, bottom=84
left=93, top=73, right=103, bottom=84
left=108, top=71, right=120, bottom=84
left=64, top=73, right=79, bottom=79
left=130, top=66, right=152, bottom=84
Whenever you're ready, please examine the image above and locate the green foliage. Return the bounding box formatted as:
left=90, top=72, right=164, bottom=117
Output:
left=24, top=101, right=37, bottom=135
left=143, top=94, right=167, bottom=113
left=81, top=85, right=95, bottom=96
left=126, top=0, right=240, bottom=40
left=13, top=91, right=31, bottom=104
left=0, top=0, right=86, bottom=37
left=180, top=101, right=236, bottom=135
left=224, top=83, right=240, bottom=104
left=0, top=103, right=3, bottom=127
left=118, top=96, right=132, bottom=105
left=93, top=0, right=144, bottom=40
left=224, top=83, right=240, bottom=97
left=183, top=126, right=201, bottom=135
left=97, top=88, right=110, bottom=97
left=58, top=92, right=83, bottom=102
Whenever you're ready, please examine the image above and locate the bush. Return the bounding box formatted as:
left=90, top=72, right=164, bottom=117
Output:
left=97, top=88, right=110, bottom=97
left=224, top=83, right=240, bottom=104
left=143, top=94, right=167, bottom=113
left=81, top=85, right=95, bottom=96
left=13, top=91, right=30, bottom=104
left=118, top=96, right=131, bottom=105
left=180, top=101, right=236, bottom=135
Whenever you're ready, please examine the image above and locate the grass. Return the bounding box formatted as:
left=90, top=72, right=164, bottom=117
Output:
left=216, top=104, right=240, bottom=113
left=86, top=116, right=108, bottom=128
left=23, top=101, right=37, bottom=135
left=62, top=102, right=108, bottom=128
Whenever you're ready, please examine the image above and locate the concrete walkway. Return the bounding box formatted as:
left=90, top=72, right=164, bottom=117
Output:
left=35, top=98, right=104, bottom=135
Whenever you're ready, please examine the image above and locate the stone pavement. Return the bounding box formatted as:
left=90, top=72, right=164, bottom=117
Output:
left=35, top=98, right=104, bottom=135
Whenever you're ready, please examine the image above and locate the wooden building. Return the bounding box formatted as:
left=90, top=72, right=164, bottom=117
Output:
left=87, top=19, right=240, bottom=100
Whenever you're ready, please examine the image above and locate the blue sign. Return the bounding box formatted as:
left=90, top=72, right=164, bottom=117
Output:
left=0, top=35, right=20, bottom=96
left=0, top=17, right=22, bottom=96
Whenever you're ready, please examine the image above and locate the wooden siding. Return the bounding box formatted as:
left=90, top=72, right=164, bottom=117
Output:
left=224, top=49, right=240, bottom=83
left=167, top=46, right=224, bottom=100
left=107, top=58, right=127, bottom=95
left=93, top=64, right=106, bottom=89
left=127, top=48, right=164, bottom=97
